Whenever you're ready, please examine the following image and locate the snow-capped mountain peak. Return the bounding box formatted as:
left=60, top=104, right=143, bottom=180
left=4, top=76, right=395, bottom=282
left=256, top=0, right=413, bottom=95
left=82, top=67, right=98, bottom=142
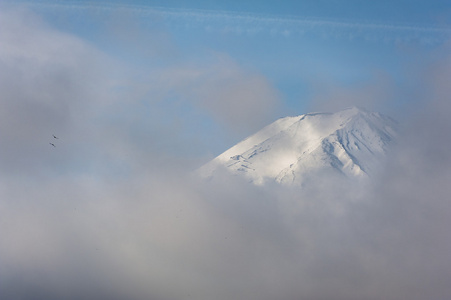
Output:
left=199, top=107, right=397, bottom=186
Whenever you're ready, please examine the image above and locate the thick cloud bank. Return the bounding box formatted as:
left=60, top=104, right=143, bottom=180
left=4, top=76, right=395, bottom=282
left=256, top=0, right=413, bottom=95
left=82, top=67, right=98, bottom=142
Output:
left=1, top=6, right=451, bottom=300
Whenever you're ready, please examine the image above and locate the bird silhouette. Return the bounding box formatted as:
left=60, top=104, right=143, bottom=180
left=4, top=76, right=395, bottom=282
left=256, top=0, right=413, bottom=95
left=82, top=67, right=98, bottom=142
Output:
left=53, top=135, right=59, bottom=139
left=49, top=142, right=56, bottom=147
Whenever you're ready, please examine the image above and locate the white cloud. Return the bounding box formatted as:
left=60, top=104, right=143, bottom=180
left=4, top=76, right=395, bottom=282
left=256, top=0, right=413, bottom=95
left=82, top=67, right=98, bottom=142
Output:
left=151, top=54, right=281, bottom=135
left=2, top=4, right=451, bottom=300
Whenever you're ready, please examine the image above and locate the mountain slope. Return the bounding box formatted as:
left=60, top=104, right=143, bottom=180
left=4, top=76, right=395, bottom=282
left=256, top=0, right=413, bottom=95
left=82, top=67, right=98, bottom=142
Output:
left=199, top=107, right=397, bottom=186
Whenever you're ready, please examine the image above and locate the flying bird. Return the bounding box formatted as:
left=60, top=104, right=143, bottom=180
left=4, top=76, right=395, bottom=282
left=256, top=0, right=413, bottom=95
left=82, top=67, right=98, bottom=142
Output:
left=49, top=142, right=56, bottom=147
left=53, top=135, right=59, bottom=139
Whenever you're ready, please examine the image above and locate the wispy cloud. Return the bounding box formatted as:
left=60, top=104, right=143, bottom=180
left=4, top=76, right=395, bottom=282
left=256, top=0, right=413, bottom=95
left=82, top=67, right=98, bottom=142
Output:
left=16, top=0, right=451, bottom=43
left=2, top=4, right=451, bottom=300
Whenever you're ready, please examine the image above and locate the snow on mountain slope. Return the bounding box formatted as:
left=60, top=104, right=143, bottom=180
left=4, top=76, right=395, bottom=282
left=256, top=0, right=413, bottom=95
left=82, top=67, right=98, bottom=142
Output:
left=199, top=107, right=397, bottom=186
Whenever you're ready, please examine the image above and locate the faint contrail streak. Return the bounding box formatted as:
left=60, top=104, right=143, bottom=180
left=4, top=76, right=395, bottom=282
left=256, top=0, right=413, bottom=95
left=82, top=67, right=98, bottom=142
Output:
left=10, top=1, right=451, bottom=43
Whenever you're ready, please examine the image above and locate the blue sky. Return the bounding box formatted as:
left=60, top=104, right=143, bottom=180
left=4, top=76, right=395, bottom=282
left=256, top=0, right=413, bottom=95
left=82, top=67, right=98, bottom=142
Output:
left=1, top=0, right=450, bottom=163
left=8, top=0, right=450, bottom=156
left=2, top=1, right=451, bottom=300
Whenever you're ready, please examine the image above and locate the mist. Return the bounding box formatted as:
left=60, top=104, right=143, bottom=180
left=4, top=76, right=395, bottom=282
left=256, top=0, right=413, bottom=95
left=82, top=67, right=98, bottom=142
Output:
left=1, top=4, right=451, bottom=300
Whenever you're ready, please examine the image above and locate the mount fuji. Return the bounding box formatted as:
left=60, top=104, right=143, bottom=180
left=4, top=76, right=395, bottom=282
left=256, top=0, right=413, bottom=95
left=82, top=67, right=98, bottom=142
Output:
left=199, top=107, right=398, bottom=186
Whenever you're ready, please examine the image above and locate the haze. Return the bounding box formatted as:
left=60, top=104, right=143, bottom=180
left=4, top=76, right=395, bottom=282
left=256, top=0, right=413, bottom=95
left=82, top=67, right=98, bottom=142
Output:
left=1, top=1, right=451, bottom=299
